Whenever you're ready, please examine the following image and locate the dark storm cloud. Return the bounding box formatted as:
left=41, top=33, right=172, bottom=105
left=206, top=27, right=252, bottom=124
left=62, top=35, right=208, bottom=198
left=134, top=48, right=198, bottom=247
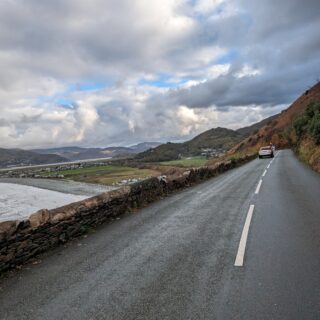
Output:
left=168, top=64, right=318, bottom=109
left=144, top=0, right=320, bottom=112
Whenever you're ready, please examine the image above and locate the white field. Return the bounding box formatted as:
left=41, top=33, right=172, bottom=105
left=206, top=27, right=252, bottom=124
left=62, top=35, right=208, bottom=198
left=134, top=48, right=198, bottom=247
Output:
left=0, top=182, right=89, bottom=222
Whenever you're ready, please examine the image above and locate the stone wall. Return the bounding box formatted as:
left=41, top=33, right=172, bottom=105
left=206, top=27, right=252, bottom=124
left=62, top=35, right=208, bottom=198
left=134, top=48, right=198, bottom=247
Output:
left=0, top=154, right=255, bottom=274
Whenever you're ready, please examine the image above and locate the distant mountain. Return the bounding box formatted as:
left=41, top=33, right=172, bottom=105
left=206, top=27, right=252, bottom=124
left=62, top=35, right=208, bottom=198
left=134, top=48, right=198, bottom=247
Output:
left=129, top=142, right=162, bottom=153
left=32, top=142, right=161, bottom=161
left=135, top=127, right=244, bottom=162
left=0, top=148, right=67, bottom=168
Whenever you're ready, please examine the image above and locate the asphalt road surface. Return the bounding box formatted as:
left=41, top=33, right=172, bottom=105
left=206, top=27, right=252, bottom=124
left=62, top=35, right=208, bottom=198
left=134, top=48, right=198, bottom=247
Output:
left=0, top=150, right=319, bottom=320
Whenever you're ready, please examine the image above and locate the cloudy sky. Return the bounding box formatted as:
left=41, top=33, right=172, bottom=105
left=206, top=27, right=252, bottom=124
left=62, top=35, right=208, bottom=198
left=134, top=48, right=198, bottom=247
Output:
left=0, top=0, right=319, bottom=148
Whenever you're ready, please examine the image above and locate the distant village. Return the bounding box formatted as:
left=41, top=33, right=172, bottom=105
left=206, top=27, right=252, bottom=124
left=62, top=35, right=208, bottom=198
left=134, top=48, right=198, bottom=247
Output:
left=200, top=148, right=226, bottom=158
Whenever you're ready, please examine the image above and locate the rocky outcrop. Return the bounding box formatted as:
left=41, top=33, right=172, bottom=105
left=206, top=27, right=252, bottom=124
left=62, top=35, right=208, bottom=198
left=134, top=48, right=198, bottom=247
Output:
left=0, top=154, right=255, bottom=274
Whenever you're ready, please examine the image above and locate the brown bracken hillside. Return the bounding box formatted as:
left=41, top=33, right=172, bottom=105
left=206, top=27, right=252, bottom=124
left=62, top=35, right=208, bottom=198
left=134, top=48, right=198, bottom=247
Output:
left=233, top=82, right=320, bottom=151
left=232, top=81, right=320, bottom=172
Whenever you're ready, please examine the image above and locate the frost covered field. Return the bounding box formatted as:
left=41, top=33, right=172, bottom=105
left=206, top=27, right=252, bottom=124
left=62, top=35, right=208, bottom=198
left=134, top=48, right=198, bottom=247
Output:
left=0, top=182, right=89, bottom=222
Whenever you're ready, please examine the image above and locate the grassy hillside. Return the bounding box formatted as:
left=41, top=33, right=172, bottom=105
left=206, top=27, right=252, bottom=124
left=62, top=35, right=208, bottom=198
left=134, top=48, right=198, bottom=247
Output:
left=135, top=127, right=244, bottom=162
left=159, top=156, right=208, bottom=168
left=188, top=127, right=242, bottom=150
left=135, top=114, right=283, bottom=163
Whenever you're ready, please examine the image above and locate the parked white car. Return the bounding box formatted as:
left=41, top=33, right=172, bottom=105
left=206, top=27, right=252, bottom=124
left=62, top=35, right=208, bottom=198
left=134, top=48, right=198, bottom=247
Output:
left=258, top=146, right=274, bottom=159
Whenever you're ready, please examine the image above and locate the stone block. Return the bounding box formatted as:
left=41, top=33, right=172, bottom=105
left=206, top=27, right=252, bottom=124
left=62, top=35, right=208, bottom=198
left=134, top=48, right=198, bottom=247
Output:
left=29, top=209, right=50, bottom=228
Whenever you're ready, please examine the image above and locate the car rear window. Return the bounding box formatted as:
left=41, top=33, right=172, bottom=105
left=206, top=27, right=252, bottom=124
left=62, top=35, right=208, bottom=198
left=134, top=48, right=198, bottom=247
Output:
left=261, top=147, right=271, bottom=150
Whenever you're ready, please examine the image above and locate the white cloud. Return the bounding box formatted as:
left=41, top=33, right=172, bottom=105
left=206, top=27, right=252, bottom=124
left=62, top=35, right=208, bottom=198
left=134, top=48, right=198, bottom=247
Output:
left=0, top=0, right=319, bottom=148
left=194, top=0, right=224, bottom=14
left=235, top=65, right=261, bottom=78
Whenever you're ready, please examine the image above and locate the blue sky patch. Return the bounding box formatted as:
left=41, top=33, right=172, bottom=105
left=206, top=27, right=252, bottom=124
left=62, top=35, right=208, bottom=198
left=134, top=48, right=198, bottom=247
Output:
left=69, top=81, right=107, bottom=92
left=216, top=49, right=239, bottom=64
left=138, top=74, right=190, bottom=89
left=56, top=98, right=75, bottom=109
left=34, top=80, right=109, bottom=108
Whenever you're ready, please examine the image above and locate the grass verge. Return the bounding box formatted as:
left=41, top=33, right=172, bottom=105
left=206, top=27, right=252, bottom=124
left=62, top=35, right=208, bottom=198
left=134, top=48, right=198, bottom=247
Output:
left=159, top=156, right=208, bottom=168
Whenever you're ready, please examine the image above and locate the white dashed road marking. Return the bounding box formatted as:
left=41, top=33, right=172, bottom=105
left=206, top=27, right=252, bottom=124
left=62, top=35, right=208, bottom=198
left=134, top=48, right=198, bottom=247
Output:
left=255, top=179, right=263, bottom=194
left=235, top=205, right=255, bottom=267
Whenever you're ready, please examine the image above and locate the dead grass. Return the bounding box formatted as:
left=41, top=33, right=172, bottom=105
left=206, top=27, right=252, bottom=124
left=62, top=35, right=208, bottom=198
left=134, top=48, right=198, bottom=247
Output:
left=297, top=138, right=320, bottom=173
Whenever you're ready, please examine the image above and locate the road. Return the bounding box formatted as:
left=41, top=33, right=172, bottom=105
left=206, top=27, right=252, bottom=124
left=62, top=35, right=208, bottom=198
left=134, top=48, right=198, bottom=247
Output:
left=0, top=150, right=319, bottom=319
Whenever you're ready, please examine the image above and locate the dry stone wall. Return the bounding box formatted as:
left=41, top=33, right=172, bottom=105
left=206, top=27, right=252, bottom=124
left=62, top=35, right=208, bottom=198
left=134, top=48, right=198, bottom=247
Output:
left=0, top=154, right=255, bottom=274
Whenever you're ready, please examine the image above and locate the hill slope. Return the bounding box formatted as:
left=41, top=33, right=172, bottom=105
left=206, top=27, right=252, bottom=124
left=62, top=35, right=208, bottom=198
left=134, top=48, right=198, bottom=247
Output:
left=135, top=111, right=286, bottom=162
left=233, top=82, right=320, bottom=151
left=0, top=148, right=67, bottom=168
left=233, top=82, right=320, bottom=172
left=136, top=127, right=244, bottom=162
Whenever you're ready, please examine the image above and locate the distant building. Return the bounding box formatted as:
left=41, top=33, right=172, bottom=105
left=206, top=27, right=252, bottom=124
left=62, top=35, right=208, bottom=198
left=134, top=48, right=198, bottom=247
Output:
left=201, top=148, right=225, bottom=158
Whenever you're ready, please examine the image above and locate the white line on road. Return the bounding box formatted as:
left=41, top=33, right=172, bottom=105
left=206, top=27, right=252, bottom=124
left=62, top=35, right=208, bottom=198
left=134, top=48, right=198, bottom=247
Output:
left=262, top=170, right=267, bottom=177
left=267, top=163, right=270, bottom=169
left=255, top=179, right=263, bottom=194
left=235, top=205, right=255, bottom=267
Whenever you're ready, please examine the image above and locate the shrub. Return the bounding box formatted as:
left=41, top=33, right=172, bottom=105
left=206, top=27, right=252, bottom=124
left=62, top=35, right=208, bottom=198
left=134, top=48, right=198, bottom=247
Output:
left=305, top=102, right=320, bottom=119
left=309, top=113, right=320, bottom=144
left=294, top=102, right=320, bottom=144
left=294, top=116, right=309, bottom=138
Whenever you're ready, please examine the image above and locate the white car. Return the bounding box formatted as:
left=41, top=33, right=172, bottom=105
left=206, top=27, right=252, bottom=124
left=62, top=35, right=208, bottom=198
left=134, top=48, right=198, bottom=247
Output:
left=258, top=146, right=274, bottom=159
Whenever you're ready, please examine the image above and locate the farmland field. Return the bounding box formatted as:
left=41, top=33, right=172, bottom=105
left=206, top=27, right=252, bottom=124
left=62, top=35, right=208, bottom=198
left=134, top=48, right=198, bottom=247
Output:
left=42, top=165, right=161, bottom=186
left=159, top=157, right=208, bottom=168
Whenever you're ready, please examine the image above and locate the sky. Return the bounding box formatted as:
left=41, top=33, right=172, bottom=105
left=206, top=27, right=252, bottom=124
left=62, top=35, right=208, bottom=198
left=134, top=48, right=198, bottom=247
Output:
left=0, top=0, right=319, bottom=149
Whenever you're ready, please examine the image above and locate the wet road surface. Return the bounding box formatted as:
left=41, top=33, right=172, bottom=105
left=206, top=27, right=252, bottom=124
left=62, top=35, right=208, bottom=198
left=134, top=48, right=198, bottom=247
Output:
left=0, top=150, right=319, bottom=319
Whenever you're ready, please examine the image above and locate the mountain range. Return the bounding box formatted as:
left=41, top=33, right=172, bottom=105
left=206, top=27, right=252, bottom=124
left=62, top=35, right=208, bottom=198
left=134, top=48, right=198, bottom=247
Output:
left=31, top=142, right=161, bottom=161
left=0, top=148, right=67, bottom=168
left=0, top=142, right=161, bottom=168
